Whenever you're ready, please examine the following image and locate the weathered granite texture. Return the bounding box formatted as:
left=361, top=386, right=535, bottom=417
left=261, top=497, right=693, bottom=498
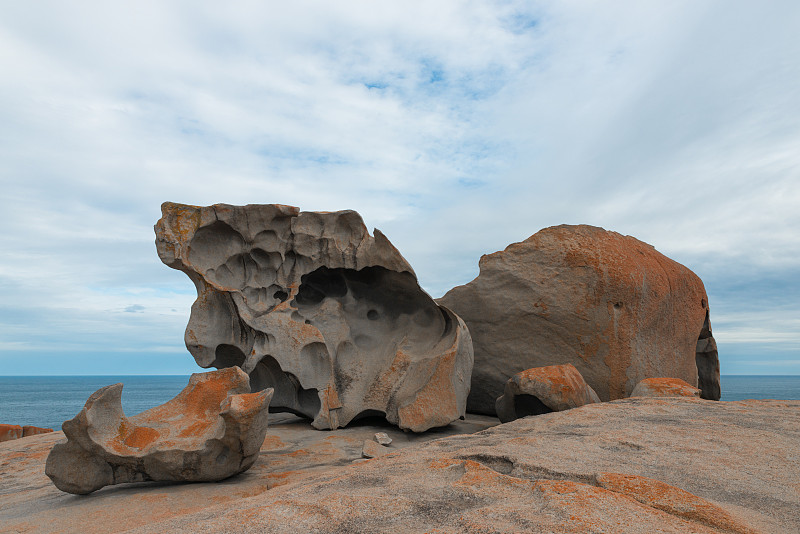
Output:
left=155, top=202, right=472, bottom=432
left=495, top=363, right=600, bottom=423
left=0, top=424, right=22, bottom=443
left=45, top=368, right=272, bottom=494
left=0, top=425, right=53, bottom=443
left=4, top=400, right=797, bottom=533
left=631, top=377, right=701, bottom=398
left=438, top=224, right=721, bottom=414
left=22, top=426, right=53, bottom=437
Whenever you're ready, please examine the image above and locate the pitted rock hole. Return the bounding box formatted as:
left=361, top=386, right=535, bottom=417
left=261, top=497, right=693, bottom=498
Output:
left=513, top=394, right=554, bottom=418
left=458, top=453, right=515, bottom=476
left=273, top=289, right=288, bottom=302
left=292, top=266, right=448, bottom=347
left=250, top=355, right=321, bottom=418
left=213, top=344, right=246, bottom=369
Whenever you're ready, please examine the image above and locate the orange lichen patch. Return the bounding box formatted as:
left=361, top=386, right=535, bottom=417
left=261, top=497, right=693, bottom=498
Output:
left=122, top=426, right=161, bottom=449
left=323, top=385, right=343, bottom=411
left=229, top=391, right=271, bottom=414
left=138, top=368, right=245, bottom=436
left=397, top=349, right=459, bottom=432
left=137, top=494, right=168, bottom=503
left=632, top=378, right=701, bottom=398
left=364, top=350, right=411, bottom=405
left=0, top=424, right=23, bottom=443
left=159, top=202, right=202, bottom=246
left=261, top=435, right=287, bottom=450
left=4, top=448, right=50, bottom=461
left=596, top=472, right=758, bottom=534
left=429, top=458, right=461, bottom=469
left=287, top=449, right=311, bottom=457
left=265, top=470, right=300, bottom=489
left=22, top=426, right=53, bottom=437
left=533, top=479, right=586, bottom=495
left=453, top=460, right=530, bottom=490
left=176, top=420, right=214, bottom=438
left=517, top=364, right=581, bottom=397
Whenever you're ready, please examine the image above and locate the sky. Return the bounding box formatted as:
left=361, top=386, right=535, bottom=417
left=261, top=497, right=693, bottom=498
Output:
left=1, top=1, right=799, bottom=375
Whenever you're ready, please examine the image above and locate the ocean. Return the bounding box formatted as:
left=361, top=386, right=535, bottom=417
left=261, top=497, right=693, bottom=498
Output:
left=1, top=375, right=799, bottom=431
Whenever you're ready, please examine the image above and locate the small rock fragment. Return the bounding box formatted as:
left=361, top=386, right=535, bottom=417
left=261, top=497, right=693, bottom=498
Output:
left=373, top=432, right=392, bottom=446
left=45, top=367, right=273, bottom=494
left=362, top=439, right=389, bottom=459
left=495, top=364, right=600, bottom=423
left=630, top=377, right=701, bottom=398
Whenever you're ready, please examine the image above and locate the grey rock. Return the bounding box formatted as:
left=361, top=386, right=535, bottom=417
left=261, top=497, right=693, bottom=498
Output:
left=438, top=224, right=721, bottom=414
left=361, top=439, right=389, bottom=459
left=45, top=367, right=272, bottom=494
left=155, top=202, right=473, bottom=432
left=373, top=432, right=392, bottom=446
left=495, top=364, right=600, bottom=423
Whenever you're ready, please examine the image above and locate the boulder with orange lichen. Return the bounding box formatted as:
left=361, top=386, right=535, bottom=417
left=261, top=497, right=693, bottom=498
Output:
left=495, top=363, right=600, bottom=422
left=0, top=424, right=23, bottom=442
left=631, top=377, right=701, bottom=398
left=438, top=224, right=721, bottom=414
left=45, top=367, right=272, bottom=494
left=22, top=425, right=53, bottom=437
left=155, top=202, right=472, bottom=432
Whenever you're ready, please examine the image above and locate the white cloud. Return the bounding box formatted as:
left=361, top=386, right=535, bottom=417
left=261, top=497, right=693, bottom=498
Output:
left=1, top=1, right=799, bottom=373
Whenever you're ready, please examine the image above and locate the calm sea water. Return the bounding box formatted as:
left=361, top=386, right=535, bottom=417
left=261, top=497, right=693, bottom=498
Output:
left=1, top=375, right=799, bottom=430
left=0, top=376, right=190, bottom=431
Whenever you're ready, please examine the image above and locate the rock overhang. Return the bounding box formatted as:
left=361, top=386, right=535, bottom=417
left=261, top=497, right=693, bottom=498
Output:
left=155, top=202, right=473, bottom=432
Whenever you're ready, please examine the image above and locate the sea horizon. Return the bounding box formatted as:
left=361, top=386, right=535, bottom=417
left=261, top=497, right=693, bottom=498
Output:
left=2, top=374, right=799, bottom=431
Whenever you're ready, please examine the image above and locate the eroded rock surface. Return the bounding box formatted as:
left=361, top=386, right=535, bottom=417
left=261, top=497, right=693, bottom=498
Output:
left=4, top=399, right=796, bottom=533
left=631, top=377, right=701, bottom=398
left=438, top=224, right=721, bottom=414
left=23, top=426, right=53, bottom=437
left=0, top=424, right=22, bottom=443
left=495, top=363, right=600, bottom=423
left=45, top=368, right=272, bottom=494
left=155, top=202, right=472, bottom=432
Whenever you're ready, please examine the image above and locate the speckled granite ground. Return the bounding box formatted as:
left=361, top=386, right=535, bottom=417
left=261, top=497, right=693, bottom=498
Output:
left=2, top=399, right=798, bottom=533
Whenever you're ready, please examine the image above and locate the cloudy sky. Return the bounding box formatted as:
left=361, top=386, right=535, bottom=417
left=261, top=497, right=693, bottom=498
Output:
left=1, top=1, right=798, bottom=375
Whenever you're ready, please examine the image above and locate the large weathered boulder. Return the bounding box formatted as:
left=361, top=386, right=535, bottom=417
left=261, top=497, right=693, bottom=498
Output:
left=155, top=202, right=473, bottom=432
left=631, top=377, right=701, bottom=398
left=438, top=224, right=721, bottom=414
left=495, top=363, right=600, bottom=423
left=45, top=367, right=272, bottom=494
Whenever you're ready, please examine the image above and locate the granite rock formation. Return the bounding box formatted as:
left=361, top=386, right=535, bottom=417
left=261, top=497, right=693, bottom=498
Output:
left=155, top=202, right=472, bottom=432
left=495, top=364, right=600, bottom=423
left=696, top=310, right=721, bottom=400
left=5, top=399, right=797, bottom=533
left=0, top=424, right=22, bottom=443
left=45, top=367, right=272, bottom=494
left=631, top=377, right=701, bottom=398
left=438, top=224, right=721, bottom=414
left=23, top=426, right=53, bottom=437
